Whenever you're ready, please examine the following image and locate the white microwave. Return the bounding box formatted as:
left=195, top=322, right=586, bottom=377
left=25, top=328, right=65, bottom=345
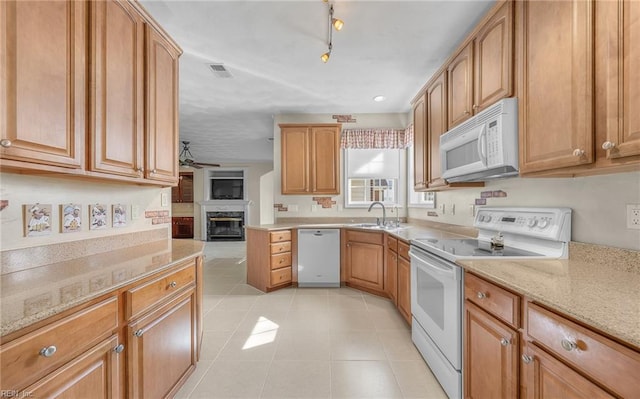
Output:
left=440, top=98, right=518, bottom=182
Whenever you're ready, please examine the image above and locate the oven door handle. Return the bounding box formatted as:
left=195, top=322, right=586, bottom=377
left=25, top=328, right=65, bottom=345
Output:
left=409, top=250, right=456, bottom=278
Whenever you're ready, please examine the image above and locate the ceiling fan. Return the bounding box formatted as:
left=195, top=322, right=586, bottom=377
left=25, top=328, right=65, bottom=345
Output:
left=178, top=141, right=220, bottom=169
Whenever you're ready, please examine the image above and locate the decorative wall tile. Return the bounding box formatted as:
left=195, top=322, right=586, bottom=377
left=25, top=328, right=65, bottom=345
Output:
left=273, top=203, right=288, bottom=212
left=145, top=211, right=158, bottom=218
left=0, top=200, right=8, bottom=211
left=475, top=198, right=487, bottom=205
left=480, top=191, right=493, bottom=198
left=427, top=211, right=439, bottom=217
left=492, top=190, right=507, bottom=198
left=312, top=197, right=336, bottom=208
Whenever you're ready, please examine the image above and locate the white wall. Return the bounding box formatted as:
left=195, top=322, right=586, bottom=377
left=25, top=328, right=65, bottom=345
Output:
left=273, top=113, right=409, bottom=220
left=0, top=173, right=170, bottom=251
left=260, top=171, right=275, bottom=224
left=408, top=171, right=640, bottom=251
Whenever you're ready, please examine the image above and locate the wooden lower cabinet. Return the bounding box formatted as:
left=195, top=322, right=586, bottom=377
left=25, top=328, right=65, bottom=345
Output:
left=246, top=228, right=293, bottom=292
left=344, top=230, right=385, bottom=294
left=385, top=248, right=398, bottom=305
left=128, top=290, right=196, bottom=399
left=396, top=254, right=411, bottom=325
left=464, top=300, right=519, bottom=399
left=521, top=342, right=615, bottom=399
left=24, top=335, right=121, bottom=398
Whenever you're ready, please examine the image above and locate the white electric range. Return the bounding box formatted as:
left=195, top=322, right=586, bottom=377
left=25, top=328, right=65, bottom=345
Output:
left=409, top=207, right=572, bottom=399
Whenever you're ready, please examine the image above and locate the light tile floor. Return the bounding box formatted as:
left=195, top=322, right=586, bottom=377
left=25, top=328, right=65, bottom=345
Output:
left=176, top=241, right=447, bottom=399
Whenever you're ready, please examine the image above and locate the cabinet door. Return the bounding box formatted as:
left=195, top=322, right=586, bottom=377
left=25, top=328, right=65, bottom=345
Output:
left=517, top=0, right=594, bottom=173
left=599, top=0, right=640, bottom=160
left=521, top=342, right=615, bottom=399
left=385, top=248, right=398, bottom=305
left=89, top=0, right=144, bottom=178
left=396, top=255, right=411, bottom=325
left=310, top=126, right=339, bottom=194
left=145, top=25, right=180, bottom=184
left=426, top=72, right=447, bottom=188
left=281, top=126, right=309, bottom=194
left=128, top=291, right=196, bottom=399
left=24, top=336, right=121, bottom=399
left=474, top=1, right=513, bottom=113
left=412, top=94, right=427, bottom=191
left=346, top=241, right=384, bottom=292
left=0, top=1, right=86, bottom=168
left=464, top=301, right=519, bottom=399
left=447, top=42, right=474, bottom=128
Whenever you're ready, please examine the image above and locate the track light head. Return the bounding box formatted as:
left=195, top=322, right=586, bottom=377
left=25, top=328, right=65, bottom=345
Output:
left=321, top=51, right=331, bottom=63
left=332, top=18, right=344, bottom=31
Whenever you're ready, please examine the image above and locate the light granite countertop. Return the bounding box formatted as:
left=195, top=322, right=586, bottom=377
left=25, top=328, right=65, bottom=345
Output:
left=1, top=239, right=204, bottom=337
left=457, top=256, right=640, bottom=349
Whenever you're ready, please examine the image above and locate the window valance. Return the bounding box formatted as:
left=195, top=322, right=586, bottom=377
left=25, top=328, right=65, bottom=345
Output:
left=340, top=125, right=413, bottom=149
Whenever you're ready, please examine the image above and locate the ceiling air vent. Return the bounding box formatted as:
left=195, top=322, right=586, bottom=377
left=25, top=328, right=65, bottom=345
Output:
left=208, top=63, right=233, bottom=78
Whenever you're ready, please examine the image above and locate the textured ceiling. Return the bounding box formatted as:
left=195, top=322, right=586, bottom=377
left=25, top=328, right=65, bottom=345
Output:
left=140, top=0, right=496, bottom=164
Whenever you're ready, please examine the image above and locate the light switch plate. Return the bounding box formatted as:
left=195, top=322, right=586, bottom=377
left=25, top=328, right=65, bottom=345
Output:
left=161, top=193, right=169, bottom=207
left=627, top=204, right=640, bottom=229
left=131, top=205, right=140, bottom=220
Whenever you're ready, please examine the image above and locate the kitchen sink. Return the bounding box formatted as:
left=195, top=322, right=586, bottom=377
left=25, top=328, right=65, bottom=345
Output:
left=348, top=223, right=409, bottom=231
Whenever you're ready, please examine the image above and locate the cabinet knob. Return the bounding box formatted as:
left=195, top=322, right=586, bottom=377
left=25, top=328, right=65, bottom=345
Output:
left=39, top=345, right=57, bottom=358
left=522, top=354, right=533, bottom=364
left=500, top=338, right=510, bottom=346
left=136, top=167, right=143, bottom=172
left=0, top=139, right=12, bottom=148
left=473, top=104, right=478, bottom=110
left=476, top=292, right=487, bottom=299
left=601, top=141, right=616, bottom=150
left=113, top=344, right=125, bottom=354
left=572, top=149, right=585, bottom=157
left=560, top=338, right=577, bottom=352
left=169, top=281, right=177, bottom=288
left=152, top=169, right=157, bottom=174
left=464, top=110, right=470, bottom=115
left=133, top=329, right=144, bottom=337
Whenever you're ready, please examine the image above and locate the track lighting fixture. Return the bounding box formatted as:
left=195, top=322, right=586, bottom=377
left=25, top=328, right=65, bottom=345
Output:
left=321, top=3, right=343, bottom=63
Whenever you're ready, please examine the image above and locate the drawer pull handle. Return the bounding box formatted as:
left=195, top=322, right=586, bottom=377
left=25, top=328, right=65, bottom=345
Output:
left=522, top=354, right=533, bottom=364
left=500, top=338, right=510, bottom=346
left=39, top=345, right=57, bottom=358
left=134, top=329, right=144, bottom=337
left=476, top=292, right=487, bottom=299
left=169, top=281, right=177, bottom=288
left=113, top=344, right=125, bottom=354
left=279, top=259, right=284, bottom=263
left=561, top=338, right=577, bottom=352
left=0, top=139, right=12, bottom=148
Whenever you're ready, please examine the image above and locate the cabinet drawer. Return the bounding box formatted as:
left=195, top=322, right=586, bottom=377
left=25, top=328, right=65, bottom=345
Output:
left=270, top=252, right=292, bottom=270
left=526, top=303, right=640, bottom=399
left=126, top=262, right=195, bottom=319
left=0, top=297, right=118, bottom=390
left=270, top=230, right=291, bottom=243
left=387, top=235, right=398, bottom=253
left=345, top=230, right=384, bottom=245
left=270, top=241, right=291, bottom=255
left=397, top=240, right=410, bottom=260
left=270, top=267, right=292, bottom=286
left=465, top=273, right=520, bottom=328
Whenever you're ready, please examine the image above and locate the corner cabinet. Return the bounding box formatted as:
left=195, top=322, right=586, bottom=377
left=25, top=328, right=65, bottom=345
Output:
left=280, top=124, right=340, bottom=195
left=344, top=230, right=385, bottom=295
left=0, top=0, right=182, bottom=186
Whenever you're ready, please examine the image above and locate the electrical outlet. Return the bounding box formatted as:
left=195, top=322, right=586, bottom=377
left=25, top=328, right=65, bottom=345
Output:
left=627, top=204, right=640, bottom=229
left=451, top=204, right=455, bottom=215
left=161, top=193, right=169, bottom=207
left=131, top=205, right=140, bottom=220
left=469, top=204, right=476, bottom=217
left=439, top=203, right=445, bottom=214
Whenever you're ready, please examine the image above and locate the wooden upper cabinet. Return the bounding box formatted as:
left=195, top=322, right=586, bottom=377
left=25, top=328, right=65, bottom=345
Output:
left=310, top=126, right=340, bottom=193
left=474, top=1, right=513, bottom=113
left=517, top=0, right=594, bottom=173
left=281, top=126, right=309, bottom=194
left=0, top=0, right=86, bottom=168
left=412, top=94, right=427, bottom=191
left=89, top=0, right=144, bottom=178
left=145, top=25, right=181, bottom=185
left=426, top=71, right=447, bottom=188
left=597, top=0, right=640, bottom=163
left=447, top=43, right=474, bottom=128
left=280, top=124, right=340, bottom=195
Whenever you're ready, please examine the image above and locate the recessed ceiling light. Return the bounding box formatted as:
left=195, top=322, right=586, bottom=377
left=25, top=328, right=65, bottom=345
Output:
left=373, top=95, right=386, bottom=102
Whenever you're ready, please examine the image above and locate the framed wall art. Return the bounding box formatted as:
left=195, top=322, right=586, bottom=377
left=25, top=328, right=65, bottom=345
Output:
left=61, top=203, right=82, bottom=233
left=24, top=203, right=53, bottom=237
left=89, top=204, right=108, bottom=230
left=112, top=204, right=127, bottom=228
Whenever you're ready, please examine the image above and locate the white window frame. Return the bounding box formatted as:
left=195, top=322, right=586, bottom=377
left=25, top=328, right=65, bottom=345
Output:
left=407, top=144, right=436, bottom=208
left=343, top=148, right=405, bottom=208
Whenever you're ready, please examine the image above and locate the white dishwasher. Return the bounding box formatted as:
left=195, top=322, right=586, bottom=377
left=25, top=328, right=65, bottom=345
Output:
left=297, top=229, right=340, bottom=287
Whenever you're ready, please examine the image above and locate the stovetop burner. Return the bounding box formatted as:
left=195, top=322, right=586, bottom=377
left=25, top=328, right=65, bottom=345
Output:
left=413, top=238, right=544, bottom=258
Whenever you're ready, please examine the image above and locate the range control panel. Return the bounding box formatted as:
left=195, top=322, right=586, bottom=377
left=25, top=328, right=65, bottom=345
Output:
left=474, top=207, right=572, bottom=242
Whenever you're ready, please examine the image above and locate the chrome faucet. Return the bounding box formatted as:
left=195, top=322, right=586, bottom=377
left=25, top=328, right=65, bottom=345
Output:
left=368, top=201, right=386, bottom=226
